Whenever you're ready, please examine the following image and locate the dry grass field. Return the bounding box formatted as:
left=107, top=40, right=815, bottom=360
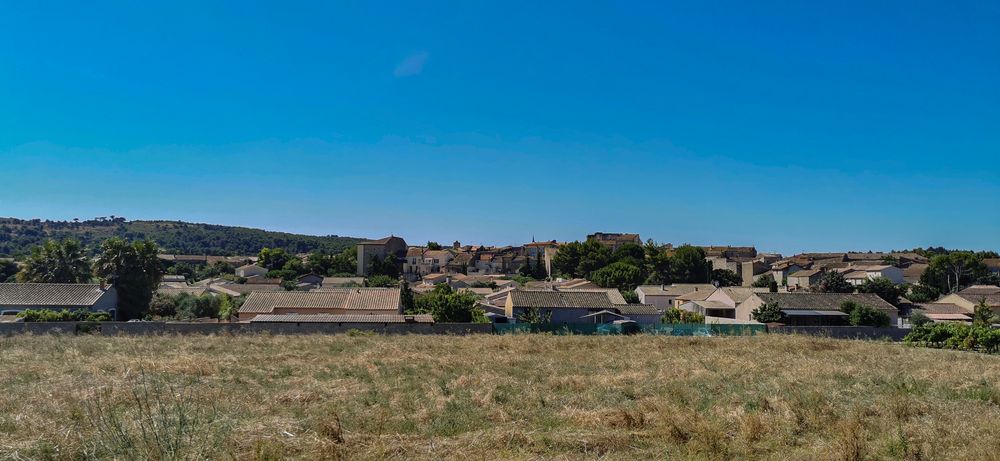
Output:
left=1, top=333, right=999, bottom=460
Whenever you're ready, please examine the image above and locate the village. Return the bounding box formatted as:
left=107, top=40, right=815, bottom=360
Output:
left=2, top=231, right=998, bottom=337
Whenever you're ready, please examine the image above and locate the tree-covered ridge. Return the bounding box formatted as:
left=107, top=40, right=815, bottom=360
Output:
left=0, top=217, right=364, bottom=257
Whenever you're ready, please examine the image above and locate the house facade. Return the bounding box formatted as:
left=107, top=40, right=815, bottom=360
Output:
left=356, top=236, right=408, bottom=276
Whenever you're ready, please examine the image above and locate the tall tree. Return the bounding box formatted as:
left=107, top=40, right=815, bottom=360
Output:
left=258, top=247, right=292, bottom=271
left=711, top=269, right=742, bottom=287
left=591, top=261, right=644, bottom=292
left=815, top=271, right=854, bottom=293
left=857, top=276, right=904, bottom=306
left=575, top=239, right=612, bottom=279
left=408, top=284, right=485, bottom=323
left=0, top=260, right=18, bottom=283
left=551, top=241, right=583, bottom=278
left=670, top=245, right=711, bottom=283
left=16, top=239, right=92, bottom=283
left=920, top=252, right=987, bottom=294
left=93, top=238, right=164, bottom=320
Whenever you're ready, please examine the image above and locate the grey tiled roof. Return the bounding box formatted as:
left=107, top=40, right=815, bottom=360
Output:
left=248, top=313, right=433, bottom=323
left=616, top=305, right=659, bottom=315
left=240, top=288, right=401, bottom=314
left=0, top=283, right=111, bottom=307
left=755, top=293, right=896, bottom=312
left=508, top=290, right=617, bottom=309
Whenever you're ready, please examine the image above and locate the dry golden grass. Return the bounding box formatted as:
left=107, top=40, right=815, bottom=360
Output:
left=1, top=333, right=999, bottom=460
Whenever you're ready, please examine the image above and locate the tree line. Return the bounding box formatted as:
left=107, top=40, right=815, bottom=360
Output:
left=0, top=217, right=363, bottom=257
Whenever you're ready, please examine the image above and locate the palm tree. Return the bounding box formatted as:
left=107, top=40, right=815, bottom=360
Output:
left=16, top=239, right=92, bottom=283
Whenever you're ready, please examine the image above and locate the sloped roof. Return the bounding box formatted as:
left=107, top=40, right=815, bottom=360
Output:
left=957, top=285, right=1000, bottom=296
left=0, top=283, right=112, bottom=307
left=508, top=290, right=617, bottom=309
left=157, top=287, right=209, bottom=297
left=635, top=284, right=716, bottom=297
left=248, top=313, right=433, bottom=323
left=615, top=304, right=659, bottom=316
left=912, top=303, right=971, bottom=315
left=222, top=284, right=290, bottom=295
left=239, top=288, right=401, bottom=314
left=720, top=287, right=758, bottom=304
left=788, top=269, right=822, bottom=279
left=675, top=289, right=715, bottom=302
left=755, top=292, right=896, bottom=312
left=557, top=288, right=628, bottom=305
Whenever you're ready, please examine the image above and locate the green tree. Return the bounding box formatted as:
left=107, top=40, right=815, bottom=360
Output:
left=857, top=276, right=905, bottom=306
left=751, top=273, right=775, bottom=289
left=533, top=251, right=547, bottom=279
left=670, top=245, right=711, bottom=283
left=0, top=260, right=18, bottom=282
left=400, top=280, right=415, bottom=311
left=972, top=298, right=997, bottom=327
left=621, top=290, right=640, bottom=304
left=711, top=269, right=741, bottom=287
left=92, top=238, right=164, bottom=320
left=576, top=239, right=612, bottom=279
left=907, top=284, right=940, bottom=303
left=368, top=255, right=400, bottom=278
left=258, top=247, right=292, bottom=271
left=516, top=307, right=552, bottom=323
left=840, top=301, right=890, bottom=327
left=612, top=243, right=645, bottom=265
left=661, top=308, right=705, bottom=324
left=908, top=312, right=932, bottom=328
left=409, top=284, right=485, bottom=323
left=591, top=261, right=644, bottom=292
left=16, top=239, right=92, bottom=283
left=815, top=271, right=854, bottom=293
left=426, top=241, right=442, bottom=250
left=551, top=241, right=583, bottom=278
left=366, top=274, right=399, bottom=287
left=329, top=249, right=357, bottom=275
left=751, top=301, right=783, bottom=323
left=920, top=252, right=988, bottom=294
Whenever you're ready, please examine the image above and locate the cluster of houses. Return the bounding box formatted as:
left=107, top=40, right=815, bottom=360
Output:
left=0, top=232, right=997, bottom=328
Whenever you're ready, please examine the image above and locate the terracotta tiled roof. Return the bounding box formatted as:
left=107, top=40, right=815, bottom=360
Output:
left=957, top=285, right=1000, bottom=296
left=248, top=313, right=433, bottom=323
left=239, top=288, right=401, bottom=314
left=616, top=305, right=659, bottom=315
left=0, top=283, right=112, bottom=307
left=508, top=290, right=619, bottom=309
left=635, top=284, right=716, bottom=297
left=755, top=293, right=896, bottom=312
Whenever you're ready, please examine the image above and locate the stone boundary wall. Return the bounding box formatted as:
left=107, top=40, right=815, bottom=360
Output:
left=0, top=322, right=493, bottom=336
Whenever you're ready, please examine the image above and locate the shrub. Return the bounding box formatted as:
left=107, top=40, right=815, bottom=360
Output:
left=905, top=323, right=1000, bottom=354
left=366, top=275, right=398, bottom=288
left=751, top=302, right=783, bottom=323
left=840, top=301, right=891, bottom=327
left=661, top=308, right=705, bottom=324
left=909, top=312, right=931, bottom=328
left=16, top=309, right=111, bottom=322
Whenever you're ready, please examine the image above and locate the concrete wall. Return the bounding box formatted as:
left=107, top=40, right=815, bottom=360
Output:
left=770, top=326, right=909, bottom=341
left=0, top=322, right=493, bottom=336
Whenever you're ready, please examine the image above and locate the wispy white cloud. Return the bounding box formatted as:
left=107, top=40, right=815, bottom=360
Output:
left=393, top=51, right=428, bottom=77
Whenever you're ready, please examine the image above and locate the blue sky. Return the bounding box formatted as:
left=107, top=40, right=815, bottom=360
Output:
left=2, top=1, right=998, bottom=254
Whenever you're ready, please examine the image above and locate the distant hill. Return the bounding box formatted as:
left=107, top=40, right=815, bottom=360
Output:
left=0, top=217, right=366, bottom=257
